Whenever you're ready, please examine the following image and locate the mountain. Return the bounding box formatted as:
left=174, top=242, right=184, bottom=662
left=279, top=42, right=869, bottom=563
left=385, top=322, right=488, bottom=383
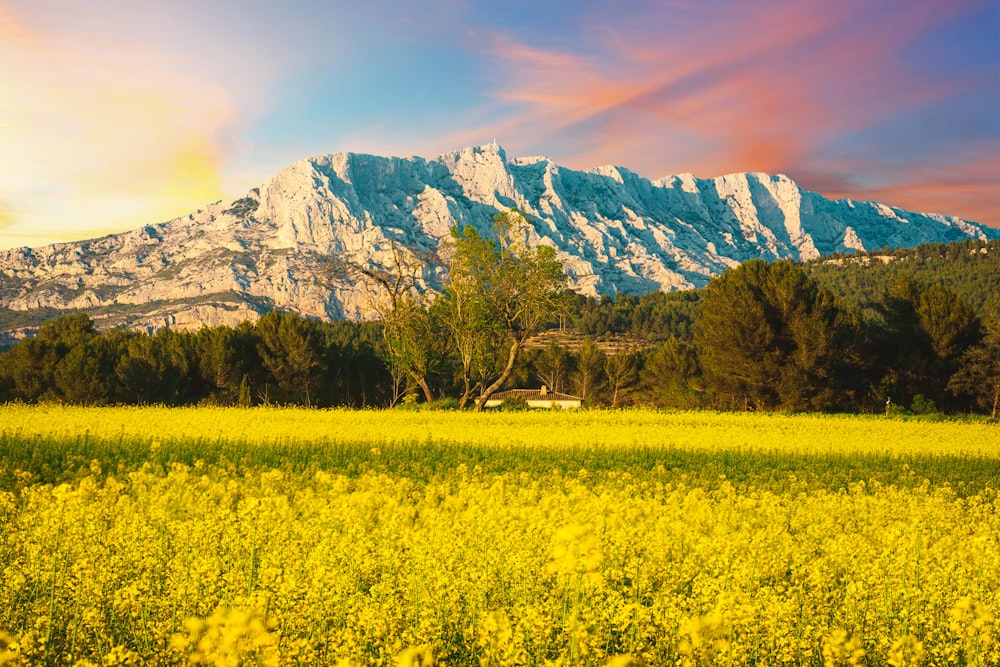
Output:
left=1, top=143, right=996, bottom=335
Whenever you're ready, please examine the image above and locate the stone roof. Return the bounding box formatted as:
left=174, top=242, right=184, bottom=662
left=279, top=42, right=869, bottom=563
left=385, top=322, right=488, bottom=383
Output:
left=489, top=388, right=582, bottom=402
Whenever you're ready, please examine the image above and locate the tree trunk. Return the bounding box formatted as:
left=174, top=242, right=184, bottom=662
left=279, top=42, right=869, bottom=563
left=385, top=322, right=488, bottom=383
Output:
left=473, top=339, right=522, bottom=412
left=458, top=378, right=480, bottom=410
left=413, top=373, right=434, bottom=404
left=458, top=359, right=476, bottom=409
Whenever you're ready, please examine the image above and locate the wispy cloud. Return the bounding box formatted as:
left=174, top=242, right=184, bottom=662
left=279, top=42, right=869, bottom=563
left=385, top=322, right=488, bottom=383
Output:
left=0, top=4, right=239, bottom=240
left=466, top=0, right=999, bottom=225
left=0, top=0, right=995, bottom=251
left=819, top=153, right=1000, bottom=224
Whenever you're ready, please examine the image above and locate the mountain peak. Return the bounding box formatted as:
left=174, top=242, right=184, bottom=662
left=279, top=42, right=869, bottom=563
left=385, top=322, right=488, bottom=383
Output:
left=1, top=145, right=996, bottom=334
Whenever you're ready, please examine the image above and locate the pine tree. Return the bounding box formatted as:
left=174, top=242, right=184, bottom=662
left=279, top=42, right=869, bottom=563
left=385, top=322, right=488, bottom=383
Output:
left=696, top=260, right=859, bottom=411
left=948, top=316, right=1000, bottom=417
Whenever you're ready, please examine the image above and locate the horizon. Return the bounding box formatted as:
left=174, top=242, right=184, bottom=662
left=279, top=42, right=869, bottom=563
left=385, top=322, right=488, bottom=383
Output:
left=2, top=0, right=998, bottom=250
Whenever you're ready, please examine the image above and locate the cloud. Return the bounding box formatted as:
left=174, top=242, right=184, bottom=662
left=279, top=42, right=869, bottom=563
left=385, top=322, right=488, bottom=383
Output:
left=3, top=13, right=234, bottom=170
left=465, top=0, right=999, bottom=226
left=0, top=200, right=12, bottom=229
left=813, top=152, right=1000, bottom=225
left=0, top=1, right=501, bottom=249
left=1, top=0, right=995, bottom=248
left=0, top=4, right=244, bottom=246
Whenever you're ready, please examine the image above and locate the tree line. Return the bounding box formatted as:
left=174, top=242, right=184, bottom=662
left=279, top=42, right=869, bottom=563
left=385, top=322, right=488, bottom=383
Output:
left=1, top=225, right=997, bottom=416
left=0, top=310, right=392, bottom=408
left=805, top=239, right=1000, bottom=317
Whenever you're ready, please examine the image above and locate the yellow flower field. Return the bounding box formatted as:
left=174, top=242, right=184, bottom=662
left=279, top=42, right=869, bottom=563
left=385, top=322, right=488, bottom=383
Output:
left=0, top=405, right=997, bottom=666
left=1, top=404, right=997, bottom=457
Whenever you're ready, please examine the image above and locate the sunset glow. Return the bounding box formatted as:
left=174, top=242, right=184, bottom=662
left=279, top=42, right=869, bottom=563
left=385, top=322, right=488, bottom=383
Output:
left=1, top=0, right=997, bottom=249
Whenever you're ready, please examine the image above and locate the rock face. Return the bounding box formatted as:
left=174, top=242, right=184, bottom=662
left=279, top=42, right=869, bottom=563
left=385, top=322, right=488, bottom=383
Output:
left=1, top=143, right=996, bottom=333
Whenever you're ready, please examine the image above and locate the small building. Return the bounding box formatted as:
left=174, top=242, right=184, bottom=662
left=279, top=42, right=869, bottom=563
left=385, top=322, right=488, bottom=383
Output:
left=484, top=385, right=583, bottom=410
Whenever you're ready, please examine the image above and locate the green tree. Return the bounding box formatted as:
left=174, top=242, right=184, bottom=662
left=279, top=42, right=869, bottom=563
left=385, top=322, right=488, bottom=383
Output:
left=383, top=294, right=445, bottom=404
left=53, top=336, right=115, bottom=404
left=695, top=259, right=860, bottom=411
left=37, top=312, right=97, bottom=348
left=256, top=311, right=326, bottom=407
left=1, top=313, right=103, bottom=402
left=948, top=316, right=1000, bottom=417
left=439, top=225, right=508, bottom=408
left=443, top=210, right=567, bottom=410
left=113, top=329, right=196, bottom=405
left=327, top=242, right=444, bottom=404
left=321, top=321, right=394, bottom=408
left=877, top=276, right=982, bottom=410
left=639, top=337, right=704, bottom=408
left=195, top=324, right=260, bottom=405
left=2, top=337, right=60, bottom=401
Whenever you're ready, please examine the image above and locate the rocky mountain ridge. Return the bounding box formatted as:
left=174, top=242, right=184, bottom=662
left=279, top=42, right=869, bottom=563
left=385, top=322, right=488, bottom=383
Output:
left=1, top=143, right=996, bottom=334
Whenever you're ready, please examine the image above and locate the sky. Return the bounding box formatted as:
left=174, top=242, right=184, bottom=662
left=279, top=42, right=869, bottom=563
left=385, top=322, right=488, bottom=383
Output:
left=1, top=0, right=998, bottom=250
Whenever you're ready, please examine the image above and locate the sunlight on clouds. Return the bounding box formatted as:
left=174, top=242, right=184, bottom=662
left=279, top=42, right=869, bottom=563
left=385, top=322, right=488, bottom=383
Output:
left=0, top=201, right=12, bottom=229
left=0, top=0, right=994, bottom=245
left=825, top=153, right=1000, bottom=224
left=165, top=135, right=226, bottom=205
left=0, top=5, right=236, bottom=248
left=472, top=0, right=998, bottom=226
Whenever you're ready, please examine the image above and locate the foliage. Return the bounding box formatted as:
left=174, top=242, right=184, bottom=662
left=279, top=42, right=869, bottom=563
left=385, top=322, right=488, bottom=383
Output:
left=873, top=276, right=982, bottom=411
left=221, top=195, right=259, bottom=218
left=805, top=239, right=1000, bottom=317
left=324, top=241, right=444, bottom=404
left=948, top=316, right=1000, bottom=417
left=442, top=210, right=567, bottom=410
left=256, top=310, right=328, bottom=406
left=2, top=239, right=998, bottom=414
left=636, top=337, right=705, bottom=409
left=565, top=290, right=701, bottom=341
left=695, top=260, right=860, bottom=411
left=0, top=313, right=392, bottom=408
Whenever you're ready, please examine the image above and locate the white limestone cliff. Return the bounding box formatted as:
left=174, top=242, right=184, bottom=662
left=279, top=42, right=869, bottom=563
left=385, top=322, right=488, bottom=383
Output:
left=1, top=144, right=996, bottom=332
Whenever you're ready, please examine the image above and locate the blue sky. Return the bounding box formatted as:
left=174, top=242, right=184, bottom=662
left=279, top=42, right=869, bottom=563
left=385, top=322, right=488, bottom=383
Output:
left=1, top=0, right=998, bottom=249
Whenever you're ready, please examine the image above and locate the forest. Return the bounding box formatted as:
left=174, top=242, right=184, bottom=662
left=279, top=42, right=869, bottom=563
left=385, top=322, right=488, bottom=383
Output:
left=0, top=238, right=997, bottom=416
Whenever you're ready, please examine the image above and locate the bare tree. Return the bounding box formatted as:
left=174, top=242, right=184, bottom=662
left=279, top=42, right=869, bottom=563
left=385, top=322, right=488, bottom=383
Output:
left=571, top=338, right=606, bottom=405
left=322, top=241, right=444, bottom=403
left=536, top=343, right=574, bottom=394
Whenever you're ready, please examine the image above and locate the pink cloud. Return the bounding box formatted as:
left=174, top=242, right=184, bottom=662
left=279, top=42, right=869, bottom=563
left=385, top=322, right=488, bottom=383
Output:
left=820, top=153, right=1000, bottom=226
left=469, top=0, right=999, bottom=226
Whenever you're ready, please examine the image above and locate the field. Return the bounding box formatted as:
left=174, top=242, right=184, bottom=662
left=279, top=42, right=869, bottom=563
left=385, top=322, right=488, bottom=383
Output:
left=0, top=406, right=997, bottom=666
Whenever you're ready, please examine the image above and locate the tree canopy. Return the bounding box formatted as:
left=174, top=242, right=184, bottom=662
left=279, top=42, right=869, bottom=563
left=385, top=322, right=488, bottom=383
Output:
left=1, top=239, right=996, bottom=416
left=695, top=260, right=860, bottom=411
left=442, top=209, right=567, bottom=410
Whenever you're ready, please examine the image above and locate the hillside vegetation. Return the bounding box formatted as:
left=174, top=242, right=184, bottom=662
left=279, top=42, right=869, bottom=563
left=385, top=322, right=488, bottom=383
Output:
left=568, top=239, right=1000, bottom=341
left=806, top=239, right=1000, bottom=317
left=1, top=240, right=998, bottom=415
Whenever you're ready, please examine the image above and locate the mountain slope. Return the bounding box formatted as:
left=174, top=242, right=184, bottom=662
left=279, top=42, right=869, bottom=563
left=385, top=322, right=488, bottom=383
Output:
left=1, top=144, right=996, bottom=333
